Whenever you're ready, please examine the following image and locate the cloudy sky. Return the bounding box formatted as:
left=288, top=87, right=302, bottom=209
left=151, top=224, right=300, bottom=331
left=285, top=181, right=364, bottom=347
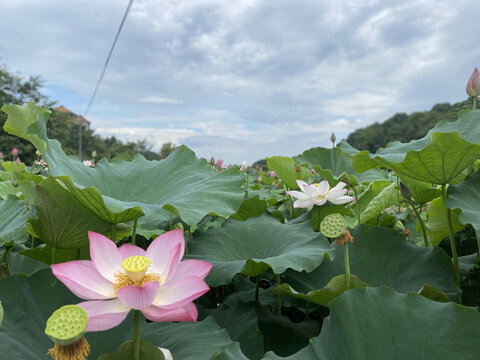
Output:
left=1, top=0, right=479, bottom=164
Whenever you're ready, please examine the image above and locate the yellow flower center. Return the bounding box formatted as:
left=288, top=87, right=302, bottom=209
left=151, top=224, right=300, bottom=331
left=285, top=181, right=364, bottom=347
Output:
left=121, top=256, right=151, bottom=282
left=114, top=256, right=159, bottom=293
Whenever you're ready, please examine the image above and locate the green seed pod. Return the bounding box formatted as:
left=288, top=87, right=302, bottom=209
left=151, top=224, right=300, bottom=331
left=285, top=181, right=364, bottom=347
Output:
left=320, top=213, right=347, bottom=239
left=45, top=305, right=88, bottom=346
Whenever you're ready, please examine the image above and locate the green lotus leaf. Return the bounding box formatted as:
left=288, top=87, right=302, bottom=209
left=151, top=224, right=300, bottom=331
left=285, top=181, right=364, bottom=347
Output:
left=2, top=103, right=245, bottom=228
left=398, top=174, right=441, bottom=204
left=211, top=343, right=249, bottom=360
left=0, top=270, right=242, bottom=359
left=445, top=170, right=480, bottom=235
left=264, top=287, right=480, bottom=360
left=97, top=340, right=166, bottom=360
left=0, top=196, right=32, bottom=245
left=346, top=110, right=480, bottom=184
left=28, top=176, right=112, bottom=249
left=232, top=196, right=268, bottom=221
left=269, top=274, right=368, bottom=307
left=266, top=157, right=310, bottom=189
left=357, top=182, right=398, bottom=225
left=426, top=197, right=466, bottom=246
left=284, top=225, right=460, bottom=301
left=294, top=147, right=387, bottom=185
left=189, top=215, right=334, bottom=286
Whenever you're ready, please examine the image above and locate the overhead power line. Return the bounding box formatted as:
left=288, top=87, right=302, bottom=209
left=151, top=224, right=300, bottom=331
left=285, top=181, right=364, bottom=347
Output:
left=83, top=0, right=134, bottom=117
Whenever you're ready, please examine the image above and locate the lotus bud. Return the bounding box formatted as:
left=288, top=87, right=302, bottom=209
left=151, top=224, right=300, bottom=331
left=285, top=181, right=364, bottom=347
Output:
left=11, top=148, right=18, bottom=156
left=466, top=68, right=480, bottom=98
left=330, top=132, right=336, bottom=146
left=91, top=150, right=97, bottom=158
left=45, top=305, right=90, bottom=360
left=257, top=176, right=262, bottom=183
left=400, top=182, right=413, bottom=200
left=270, top=170, right=276, bottom=178
left=309, top=168, right=317, bottom=174
left=215, top=159, right=223, bottom=168
left=275, top=182, right=279, bottom=189
left=36, top=150, right=41, bottom=156
left=15, top=157, right=20, bottom=164
left=209, top=157, right=215, bottom=165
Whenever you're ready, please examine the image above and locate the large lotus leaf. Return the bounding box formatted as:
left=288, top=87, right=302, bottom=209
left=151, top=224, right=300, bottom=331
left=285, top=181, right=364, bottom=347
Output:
left=426, top=197, right=466, bottom=246
left=357, top=182, right=398, bottom=225
left=28, top=176, right=111, bottom=249
left=0, top=196, right=32, bottom=244
left=284, top=225, right=460, bottom=300
left=2, top=103, right=245, bottom=227
left=0, top=181, right=18, bottom=199
left=264, top=287, right=480, bottom=360
left=266, top=157, right=310, bottom=189
left=211, top=343, right=250, bottom=360
left=97, top=340, right=165, bottom=360
left=347, top=110, right=480, bottom=184
left=269, top=274, right=368, bottom=307
left=445, top=170, right=480, bottom=235
left=189, top=215, right=334, bottom=286
left=294, top=147, right=387, bottom=184
left=0, top=270, right=242, bottom=359
left=232, top=196, right=268, bottom=221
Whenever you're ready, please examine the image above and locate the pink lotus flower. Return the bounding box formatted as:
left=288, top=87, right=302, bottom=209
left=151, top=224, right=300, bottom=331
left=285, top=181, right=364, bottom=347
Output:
left=215, top=159, right=223, bottom=168
left=467, top=68, right=480, bottom=98
left=51, top=230, right=212, bottom=332
left=287, top=180, right=354, bottom=209
left=11, top=148, right=18, bottom=156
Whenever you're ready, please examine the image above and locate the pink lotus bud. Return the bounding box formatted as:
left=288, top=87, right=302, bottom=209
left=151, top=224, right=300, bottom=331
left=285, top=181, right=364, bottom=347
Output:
left=270, top=170, right=276, bottom=178
left=15, top=157, right=20, bottom=164
left=257, top=176, right=262, bottom=182
left=215, top=159, right=223, bottom=168
left=310, top=168, right=317, bottom=174
left=466, top=68, right=480, bottom=98
left=11, top=148, right=18, bottom=156
left=330, top=132, right=336, bottom=143
left=209, top=157, right=215, bottom=165
left=275, top=182, right=279, bottom=189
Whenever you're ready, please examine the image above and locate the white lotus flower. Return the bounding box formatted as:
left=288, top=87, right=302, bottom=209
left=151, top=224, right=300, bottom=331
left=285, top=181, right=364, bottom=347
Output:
left=286, top=180, right=355, bottom=209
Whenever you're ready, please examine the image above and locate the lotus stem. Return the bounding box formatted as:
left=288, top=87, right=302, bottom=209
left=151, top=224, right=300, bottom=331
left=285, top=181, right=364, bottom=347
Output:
left=474, top=97, right=477, bottom=110
left=132, top=218, right=138, bottom=246
left=276, top=274, right=282, bottom=316
left=169, top=213, right=173, bottom=229
left=352, top=186, right=361, bottom=225
left=133, top=310, right=140, bottom=360
left=255, top=276, right=260, bottom=302
left=409, top=201, right=428, bottom=247
left=344, top=243, right=351, bottom=288
left=442, top=185, right=460, bottom=287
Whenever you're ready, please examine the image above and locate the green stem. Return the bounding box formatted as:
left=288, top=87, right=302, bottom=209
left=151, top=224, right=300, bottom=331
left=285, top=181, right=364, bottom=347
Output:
left=133, top=310, right=140, bottom=360
left=132, top=218, right=138, bottom=246
left=111, top=223, right=117, bottom=241
left=169, top=213, right=173, bottom=229
left=477, top=236, right=480, bottom=258
left=474, top=97, right=477, bottom=110
left=305, top=301, right=310, bottom=319
left=317, top=206, right=322, bottom=232
left=185, top=229, right=191, bottom=255
left=51, top=246, right=56, bottom=265
left=352, top=186, right=361, bottom=225
left=255, top=276, right=260, bottom=302
left=396, top=176, right=400, bottom=211
left=409, top=200, right=428, bottom=247
left=30, top=236, right=35, bottom=249
left=276, top=274, right=282, bottom=316
left=442, top=185, right=460, bottom=287
left=344, top=243, right=351, bottom=288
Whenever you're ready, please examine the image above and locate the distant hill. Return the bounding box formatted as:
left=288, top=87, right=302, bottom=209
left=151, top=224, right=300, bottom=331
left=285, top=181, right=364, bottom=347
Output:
left=346, top=99, right=475, bottom=152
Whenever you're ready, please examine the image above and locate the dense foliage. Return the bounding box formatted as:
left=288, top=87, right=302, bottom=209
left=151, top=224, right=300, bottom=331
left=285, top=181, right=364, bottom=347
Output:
left=0, top=102, right=479, bottom=359
left=346, top=99, right=476, bottom=152
left=0, top=65, right=175, bottom=164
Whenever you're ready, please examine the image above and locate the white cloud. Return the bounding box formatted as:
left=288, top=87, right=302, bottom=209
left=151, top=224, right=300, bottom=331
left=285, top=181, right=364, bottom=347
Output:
left=139, top=96, right=183, bottom=105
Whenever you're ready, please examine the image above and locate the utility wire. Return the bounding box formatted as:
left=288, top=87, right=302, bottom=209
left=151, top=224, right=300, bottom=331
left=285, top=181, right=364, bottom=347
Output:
left=83, top=0, right=134, bottom=117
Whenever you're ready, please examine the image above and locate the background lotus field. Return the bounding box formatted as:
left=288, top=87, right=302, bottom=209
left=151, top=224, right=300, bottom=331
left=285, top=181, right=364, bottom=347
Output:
left=1, top=102, right=480, bottom=359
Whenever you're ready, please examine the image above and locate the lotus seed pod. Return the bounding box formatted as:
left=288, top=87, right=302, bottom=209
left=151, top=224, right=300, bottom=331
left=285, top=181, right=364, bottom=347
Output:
left=45, top=305, right=88, bottom=346
left=320, top=213, right=347, bottom=239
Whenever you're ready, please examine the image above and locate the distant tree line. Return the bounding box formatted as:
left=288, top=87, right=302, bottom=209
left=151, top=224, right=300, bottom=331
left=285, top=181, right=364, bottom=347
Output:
left=0, top=65, right=175, bottom=164
left=346, top=99, right=475, bottom=152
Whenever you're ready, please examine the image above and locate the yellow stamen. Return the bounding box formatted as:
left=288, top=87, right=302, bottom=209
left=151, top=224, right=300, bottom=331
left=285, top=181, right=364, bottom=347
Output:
left=113, top=272, right=160, bottom=293
left=121, top=256, right=151, bottom=282
left=47, top=336, right=90, bottom=360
